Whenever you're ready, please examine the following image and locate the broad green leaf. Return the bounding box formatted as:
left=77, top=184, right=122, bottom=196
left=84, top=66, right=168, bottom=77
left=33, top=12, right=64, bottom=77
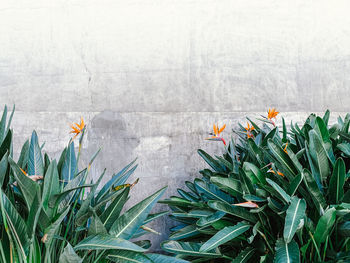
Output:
left=287, top=173, right=303, bottom=196
left=267, top=139, right=299, bottom=179
left=232, top=247, right=256, bottom=263
left=243, top=162, right=266, bottom=184
left=329, top=158, right=346, bottom=204
left=17, top=139, right=29, bottom=169
left=308, top=130, right=329, bottom=183
left=143, top=211, right=169, bottom=224
left=109, top=186, right=167, bottom=239
left=0, top=190, right=28, bottom=257
left=170, top=225, right=201, bottom=240
left=28, top=131, right=44, bottom=176
left=197, top=211, right=226, bottom=227
left=61, top=142, right=76, bottom=181
left=210, top=176, right=243, bottom=197
left=0, top=152, right=8, bottom=187
left=100, top=187, right=130, bottom=230
left=198, top=149, right=225, bottom=173
left=59, top=243, right=83, bottom=263
left=88, top=212, right=107, bottom=236
left=200, top=222, right=250, bottom=252
left=0, top=130, right=12, bottom=161
left=107, top=250, right=153, bottom=263
left=0, top=106, right=7, bottom=143
left=194, top=178, right=234, bottom=204
left=42, top=160, right=60, bottom=216
left=8, top=156, right=40, bottom=209
left=266, top=178, right=291, bottom=204
left=42, top=206, right=70, bottom=245
left=146, top=253, right=189, bottom=263
left=314, top=207, right=336, bottom=245
left=161, top=241, right=221, bottom=258
left=337, top=143, right=350, bottom=157
left=208, top=200, right=257, bottom=223
left=302, top=169, right=326, bottom=214
left=283, top=197, right=306, bottom=243
left=314, top=117, right=335, bottom=164
left=274, top=239, right=300, bottom=263
left=74, top=235, right=146, bottom=252
left=339, top=221, right=350, bottom=237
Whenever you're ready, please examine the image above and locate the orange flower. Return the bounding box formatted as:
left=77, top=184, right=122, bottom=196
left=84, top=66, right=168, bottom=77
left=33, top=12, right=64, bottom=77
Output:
left=245, top=122, right=255, bottom=139
left=267, top=108, right=279, bottom=120
left=268, top=168, right=284, bottom=177
left=70, top=117, right=85, bottom=140
left=233, top=201, right=259, bottom=208
left=283, top=143, right=288, bottom=154
left=206, top=123, right=226, bottom=145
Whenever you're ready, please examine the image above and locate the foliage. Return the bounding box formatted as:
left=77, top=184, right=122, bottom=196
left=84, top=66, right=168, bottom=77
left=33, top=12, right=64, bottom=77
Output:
left=161, top=109, right=350, bottom=262
left=0, top=106, right=178, bottom=263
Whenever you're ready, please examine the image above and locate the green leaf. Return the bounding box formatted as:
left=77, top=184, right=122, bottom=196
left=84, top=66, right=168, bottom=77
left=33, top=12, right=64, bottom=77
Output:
left=169, top=225, right=201, bottom=241
left=198, top=149, right=225, bottom=173
left=42, top=160, right=60, bottom=217
left=88, top=211, right=107, bottom=236
left=283, top=197, right=306, bottom=243
left=28, top=131, right=44, bottom=176
left=243, top=162, right=266, bottom=184
left=161, top=241, right=221, bottom=258
left=336, top=143, right=350, bottom=157
left=0, top=152, right=8, bottom=187
left=197, top=211, right=226, bottom=227
left=208, top=200, right=257, bottom=223
left=194, top=178, right=234, bottom=204
left=314, top=207, right=336, bottom=245
left=266, top=178, right=291, bottom=204
left=308, top=130, right=329, bottom=183
left=302, top=169, right=326, bottom=214
left=267, top=139, right=298, bottom=179
left=232, top=248, right=256, bottom=263
left=0, top=105, right=7, bottom=143
left=17, top=139, right=29, bottom=169
left=100, top=187, right=130, bottom=231
left=329, top=158, right=346, bottom=204
left=314, top=117, right=335, bottom=164
left=274, top=239, right=300, bottom=263
left=43, top=206, right=70, bottom=245
left=8, top=156, right=40, bottom=209
left=210, top=176, right=243, bottom=197
left=287, top=173, right=303, bottom=196
left=146, top=253, right=189, bottom=263
left=109, top=186, right=167, bottom=239
left=0, top=189, right=28, bottom=257
left=74, top=235, right=146, bottom=252
left=200, top=222, right=250, bottom=252
left=61, top=142, right=77, bottom=181
left=107, top=250, right=153, bottom=263
left=338, top=221, right=350, bottom=237
left=59, top=243, right=83, bottom=263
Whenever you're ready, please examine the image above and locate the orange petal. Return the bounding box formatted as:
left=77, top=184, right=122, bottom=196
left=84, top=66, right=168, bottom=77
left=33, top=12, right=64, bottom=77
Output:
left=218, top=124, right=226, bottom=133
left=213, top=124, right=218, bottom=136
left=233, top=201, right=259, bottom=208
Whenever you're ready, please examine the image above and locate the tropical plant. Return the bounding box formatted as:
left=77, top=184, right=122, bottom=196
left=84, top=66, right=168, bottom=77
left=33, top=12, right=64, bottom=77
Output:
left=161, top=109, right=350, bottom=262
left=0, top=105, right=182, bottom=263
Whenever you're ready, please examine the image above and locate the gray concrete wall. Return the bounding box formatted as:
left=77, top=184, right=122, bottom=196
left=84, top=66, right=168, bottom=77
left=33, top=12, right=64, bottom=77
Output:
left=1, top=0, right=350, bottom=250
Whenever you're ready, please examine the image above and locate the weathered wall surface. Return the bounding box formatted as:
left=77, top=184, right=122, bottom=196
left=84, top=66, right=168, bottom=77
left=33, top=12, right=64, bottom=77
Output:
left=1, top=0, right=350, bottom=249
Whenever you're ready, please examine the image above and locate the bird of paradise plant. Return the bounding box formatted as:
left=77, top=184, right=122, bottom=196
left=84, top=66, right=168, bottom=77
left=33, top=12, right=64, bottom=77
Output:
left=161, top=108, right=350, bottom=263
left=0, top=106, right=183, bottom=263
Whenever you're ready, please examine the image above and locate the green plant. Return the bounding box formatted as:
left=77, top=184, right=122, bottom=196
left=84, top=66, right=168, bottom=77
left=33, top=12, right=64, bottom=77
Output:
left=0, top=106, right=184, bottom=263
left=161, top=109, right=350, bottom=262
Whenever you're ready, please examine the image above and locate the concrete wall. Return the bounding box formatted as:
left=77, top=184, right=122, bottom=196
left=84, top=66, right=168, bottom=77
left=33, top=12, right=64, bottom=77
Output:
left=1, top=0, right=350, bottom=250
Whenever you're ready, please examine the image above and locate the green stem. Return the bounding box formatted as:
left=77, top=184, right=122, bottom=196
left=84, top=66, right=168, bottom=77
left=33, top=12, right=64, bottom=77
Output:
left=309, top=231, right=321, bottom=262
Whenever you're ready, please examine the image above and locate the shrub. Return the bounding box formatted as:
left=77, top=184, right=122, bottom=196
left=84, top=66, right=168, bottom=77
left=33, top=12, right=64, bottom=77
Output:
left=0, top=106, right=183, bottom=263
left=161, top=109, right=350, bottom=262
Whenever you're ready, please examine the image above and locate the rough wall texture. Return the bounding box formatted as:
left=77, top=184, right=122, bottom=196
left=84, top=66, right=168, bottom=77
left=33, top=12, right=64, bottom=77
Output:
left=1, top=0, right=350, bottom=250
